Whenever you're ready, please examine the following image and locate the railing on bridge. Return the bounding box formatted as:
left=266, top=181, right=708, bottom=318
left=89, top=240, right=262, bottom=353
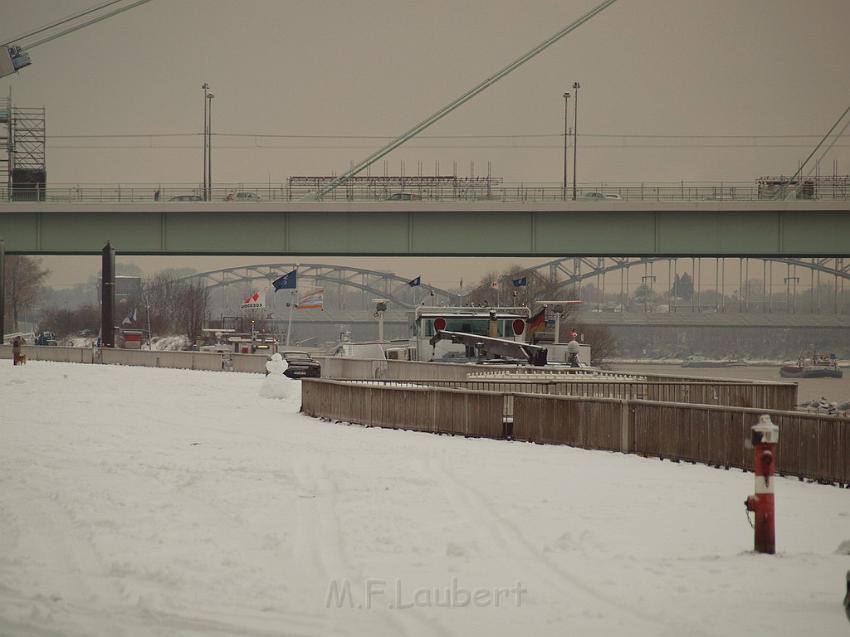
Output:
left=4, top=180, right=850, bottom=203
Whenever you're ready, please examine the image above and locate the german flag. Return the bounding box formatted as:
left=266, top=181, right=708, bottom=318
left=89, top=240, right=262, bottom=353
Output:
left=526, top=307, right=546, bottom=337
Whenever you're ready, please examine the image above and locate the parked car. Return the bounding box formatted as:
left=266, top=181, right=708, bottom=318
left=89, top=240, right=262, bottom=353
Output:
left=581, top=191, right=623, bottom=200
left=281, top=351, right=321, bottom=378
left=35, top=331, right=58, bottom=346
left=387, top=192, right=422, bottom=201
left=169, top=194, right=203, bottom=202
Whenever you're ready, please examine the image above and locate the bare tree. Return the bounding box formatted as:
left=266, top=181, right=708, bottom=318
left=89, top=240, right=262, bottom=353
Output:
left=4, top=256, right=49, bottom=331
left=563, top=323, right=618, bottom=364
left=142, top=273, right=208, bottom=340
left=178, top=281, right=209, bottom=342
left=466, top=265, right=563, bottom=307
left=40, top=304, right=100, bottom=338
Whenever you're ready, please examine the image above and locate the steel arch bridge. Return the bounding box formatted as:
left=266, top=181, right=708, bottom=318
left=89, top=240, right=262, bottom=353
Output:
left=180, top=263, right=456, bottom=309
left=529, top=257, right=850, bottom=296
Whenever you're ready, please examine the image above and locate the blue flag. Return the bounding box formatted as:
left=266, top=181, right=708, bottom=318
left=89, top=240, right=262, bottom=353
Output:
left=512, top=276, right=527, bottom=287
left=273, top=269, right=297, bottom=291
left=408, top=276, right=421, bottom=287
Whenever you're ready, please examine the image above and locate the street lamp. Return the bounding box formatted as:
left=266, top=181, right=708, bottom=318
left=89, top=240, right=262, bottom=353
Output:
left=784, top=276, right=799, bottom=313
left=572, top=81, right=580, bottom=200
left=202, top=83, right=210, bottom=200
left=641, top=275, right=656, bottom=313
left=206, top=92, right=214, bottom=201
left=562, top=92, right=570, bottom=201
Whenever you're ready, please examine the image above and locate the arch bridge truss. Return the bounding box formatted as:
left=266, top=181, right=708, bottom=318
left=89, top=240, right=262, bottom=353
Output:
left=182, top=263, right=456, bottom=310
left=183, top=257, right=850, bottom=313
left=532, top=257, right=850, bottom=312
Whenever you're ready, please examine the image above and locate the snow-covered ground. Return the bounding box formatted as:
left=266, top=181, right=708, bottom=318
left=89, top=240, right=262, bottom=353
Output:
left=1, top=361, right=848, bottom=637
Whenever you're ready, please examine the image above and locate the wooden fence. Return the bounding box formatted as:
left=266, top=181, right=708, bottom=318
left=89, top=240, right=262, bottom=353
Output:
left=302, top=379, right=848, bottom=485
left=631, top=401, right=850, bottom=483
left=338, top=378, right=797, bottom=412
left=302, top=380, right=505, bottom=439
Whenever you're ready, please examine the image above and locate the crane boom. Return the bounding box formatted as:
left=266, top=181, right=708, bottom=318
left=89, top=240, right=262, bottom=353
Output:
left=312, top=0, right=618, bottom=199
left=429, top=329, right=548, bottom=367
left=0, top=0, right=154, bottom=78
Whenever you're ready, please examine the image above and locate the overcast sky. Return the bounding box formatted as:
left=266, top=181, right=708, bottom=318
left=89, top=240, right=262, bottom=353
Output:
left=2, top=0, right=849, bottom=289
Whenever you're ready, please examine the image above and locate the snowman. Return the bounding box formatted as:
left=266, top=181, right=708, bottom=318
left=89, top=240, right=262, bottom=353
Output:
left=259, top=352, right=292, bottom=399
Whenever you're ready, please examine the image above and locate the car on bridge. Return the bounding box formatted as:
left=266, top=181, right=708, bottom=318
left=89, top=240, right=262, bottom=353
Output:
left=169, top=194, right=203, bottom=202
left=387, top=192, right=422, bottom=201
left=225, top=191, right=261, bottom=202
left=581, top=191, right=623, bottom=200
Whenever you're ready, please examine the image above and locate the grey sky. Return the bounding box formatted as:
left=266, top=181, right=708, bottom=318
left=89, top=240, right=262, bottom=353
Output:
left=2, top=0, right=849, bottom=289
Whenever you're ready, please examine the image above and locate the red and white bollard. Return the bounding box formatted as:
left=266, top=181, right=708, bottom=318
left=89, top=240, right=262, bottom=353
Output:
left=745, top=414, right=779, bottom=554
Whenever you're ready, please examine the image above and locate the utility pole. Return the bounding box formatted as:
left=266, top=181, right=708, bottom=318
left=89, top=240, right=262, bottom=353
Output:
left=572, top=81, right=580, bottom=200
left=202, top=83, right=209, bottom=199
left=562, top=91, right=570, bottom=200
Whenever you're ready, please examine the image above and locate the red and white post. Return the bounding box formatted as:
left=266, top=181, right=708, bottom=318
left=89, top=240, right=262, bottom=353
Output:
left=745, top=415, right=779, bottom=554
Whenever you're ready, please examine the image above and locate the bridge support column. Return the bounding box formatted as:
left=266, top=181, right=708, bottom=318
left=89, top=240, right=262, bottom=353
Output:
left=0, top=239, right=5, bottom=345
left=101, top=242, right=116, bottom=348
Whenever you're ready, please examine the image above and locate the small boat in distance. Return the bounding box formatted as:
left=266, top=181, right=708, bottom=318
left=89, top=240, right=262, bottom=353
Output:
left=682, top=356, right=747, bottom=368
left=780, top=351, right=843, bottom=379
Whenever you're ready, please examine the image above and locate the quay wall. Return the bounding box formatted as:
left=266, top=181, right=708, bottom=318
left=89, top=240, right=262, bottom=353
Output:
left=2, top=346, right=796, bottom=411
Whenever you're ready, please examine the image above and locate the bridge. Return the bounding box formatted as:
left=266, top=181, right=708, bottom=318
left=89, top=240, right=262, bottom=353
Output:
left=188, top=256, right=850, bottom=311
left=1, top=199, right=850, bottom=256
left=184, top=263, right=455, bottom=309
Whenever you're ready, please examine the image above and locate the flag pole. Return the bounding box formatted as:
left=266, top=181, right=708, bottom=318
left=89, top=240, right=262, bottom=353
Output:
left=286, top=265, right=298, bottom=347
left=286, top=290, right=295, bottom=347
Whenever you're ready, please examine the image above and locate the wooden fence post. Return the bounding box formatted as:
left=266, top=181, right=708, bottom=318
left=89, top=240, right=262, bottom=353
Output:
left=620, top=399, right=632, bottom=453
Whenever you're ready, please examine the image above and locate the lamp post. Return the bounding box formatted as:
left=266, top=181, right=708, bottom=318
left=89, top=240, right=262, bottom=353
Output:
left=572, top=81, right=580, bottom=200
left=206, top=92, right=214, bottom=201
left=202, top=83, right=210, bottom=200
left=562, top=92, right=570, bottom=201
left=641, top=275, right=656, bottom=313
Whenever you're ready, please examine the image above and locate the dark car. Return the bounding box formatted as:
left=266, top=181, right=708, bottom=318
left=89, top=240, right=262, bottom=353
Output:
left=387, top=192, right=422, bottom=201
left=35, top=331, right=58, bottom=346
left=169, top=194, right=203, bottom=202
left=281, top=351, right=321, bottom=378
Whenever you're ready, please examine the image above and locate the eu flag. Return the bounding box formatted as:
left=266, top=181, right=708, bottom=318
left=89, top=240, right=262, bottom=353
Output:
left=408, top=276, right=421, bottom=287
left=512, top=276, right=527, bottom=287
left=273, top=269, right=297, bottom=291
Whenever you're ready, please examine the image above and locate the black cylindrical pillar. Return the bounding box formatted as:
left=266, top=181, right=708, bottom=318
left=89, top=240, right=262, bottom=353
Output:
left=0, top=239, right=5, bottom=346
left=101, top=242, right=116, bottom=347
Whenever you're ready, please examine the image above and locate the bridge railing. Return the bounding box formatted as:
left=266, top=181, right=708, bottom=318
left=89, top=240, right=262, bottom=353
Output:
left=5, top=181, right=850, bottom=203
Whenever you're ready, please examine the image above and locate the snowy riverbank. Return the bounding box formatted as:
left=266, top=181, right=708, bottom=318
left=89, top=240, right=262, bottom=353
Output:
left=2, top=361, right=848, bottom=636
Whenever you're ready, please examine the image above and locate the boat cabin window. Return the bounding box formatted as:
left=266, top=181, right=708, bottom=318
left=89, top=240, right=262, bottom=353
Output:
left=422, top=318, right=516, bottom=338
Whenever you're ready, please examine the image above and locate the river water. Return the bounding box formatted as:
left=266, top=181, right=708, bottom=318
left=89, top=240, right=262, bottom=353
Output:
left=610, top=363, right=850, bottom=406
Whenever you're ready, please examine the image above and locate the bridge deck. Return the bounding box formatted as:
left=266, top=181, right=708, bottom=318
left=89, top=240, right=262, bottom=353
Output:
left=1, top=200, right=849, bottom=256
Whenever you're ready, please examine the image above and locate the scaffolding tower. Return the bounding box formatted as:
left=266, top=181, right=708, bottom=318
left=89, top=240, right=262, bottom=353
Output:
left=0, top=91, right=46, bottom=201
left=0, top=93, right=9, bottom=196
